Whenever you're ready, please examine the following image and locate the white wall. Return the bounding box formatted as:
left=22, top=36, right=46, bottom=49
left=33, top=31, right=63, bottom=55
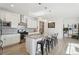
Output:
left=63, top=18, right=79, bottom=37
left=45, top=17, right=79, bottom=39
left=63, top=18, right=79, bottom=26
left=37, top=17, right=64, bottom=39
left=47, top=18, right=63, bottom=39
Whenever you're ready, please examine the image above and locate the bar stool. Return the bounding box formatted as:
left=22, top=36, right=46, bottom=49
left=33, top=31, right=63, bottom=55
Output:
left=44, top=36, right=51, bottom=54
left=0, top=40, right=3, bottom=55
left=51, top=33, right=58, bottom=47
left=54, top=33, right=58, bottom=46
left=50, top=37, right=54, bottom=49
left=36, top=40, right=45, bottom=55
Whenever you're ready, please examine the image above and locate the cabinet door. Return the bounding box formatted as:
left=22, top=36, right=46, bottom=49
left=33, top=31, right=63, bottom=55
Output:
left=1, top=34, right=20, bottom=47
left=33, top=19, right=38, bottom=28
left=1, top=35, right=9, bottom=47
left=27, top=17, right=38, bottom=28
left=9, top=34, right=20, bottom=44
left=1, top=35, right=13, bottom=47
left=5, top=12, right=12, bottom=22
left=22, top=16, right=27, bottom=23
left=0, top=10, right=6, bottom=21
left=27, top=18, right=32, bottom=28
left=9, top=13, right=20, bottom=28
left=0, top=10, right=20, bottom=28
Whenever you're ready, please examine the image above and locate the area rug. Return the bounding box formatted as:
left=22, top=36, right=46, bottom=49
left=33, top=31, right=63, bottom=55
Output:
left=66, top=43, right=79, bottom=55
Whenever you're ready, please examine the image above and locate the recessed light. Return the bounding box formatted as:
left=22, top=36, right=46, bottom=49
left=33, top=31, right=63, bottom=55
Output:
left=49, top=10, right=52, bottom=12
left=10, top=4, right=14, bottom=7
left=38, top=3, right=42, bottom=5
left=44, top=7, right=48, bottom=9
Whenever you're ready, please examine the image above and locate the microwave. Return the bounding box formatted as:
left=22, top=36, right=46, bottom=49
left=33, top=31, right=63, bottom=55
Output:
left=3, top=22, right=11, bottom=27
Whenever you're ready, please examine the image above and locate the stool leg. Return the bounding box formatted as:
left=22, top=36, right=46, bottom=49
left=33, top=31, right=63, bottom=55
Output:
left=36, top=44, right=38, bottom=55
left=45, top=44, right=48, bottom=55
left=51, top=40, right=53, bottom=49
left=41, top=44, right=44, bottom=55
left=0, top=47, right=3, bottom=55
left=48, top=41, right=50, bottom=52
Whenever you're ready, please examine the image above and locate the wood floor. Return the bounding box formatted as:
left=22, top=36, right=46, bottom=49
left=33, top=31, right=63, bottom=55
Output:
left=2, top=43, right=28, bottom=55
left=49, top=37, right=79, bottom=55
left=0, top=37, right=79, bottom=55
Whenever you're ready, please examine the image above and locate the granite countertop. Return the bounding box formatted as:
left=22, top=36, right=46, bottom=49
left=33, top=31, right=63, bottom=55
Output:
left=26, top=34, right=44, bottom=40
left=1, top=33, right=20, bottom=35
left=28, top=32, right=39, bottom=35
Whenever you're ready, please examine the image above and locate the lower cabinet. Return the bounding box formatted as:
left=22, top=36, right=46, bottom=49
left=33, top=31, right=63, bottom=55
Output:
left=26, top=36, right=42, bottom=55
left=1, top=34, right=20, bottom=47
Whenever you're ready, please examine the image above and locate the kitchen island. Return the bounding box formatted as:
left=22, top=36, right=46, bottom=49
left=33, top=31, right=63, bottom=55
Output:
left=25, top=34, right=44, bottom=55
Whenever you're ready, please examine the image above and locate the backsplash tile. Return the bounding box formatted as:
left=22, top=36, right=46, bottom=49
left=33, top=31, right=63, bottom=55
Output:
left=2, top=27, right=18, bottom=35
left=25, top=28, right=36, bottom=32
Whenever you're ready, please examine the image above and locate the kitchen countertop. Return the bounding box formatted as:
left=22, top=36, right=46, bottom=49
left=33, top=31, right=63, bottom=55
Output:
left=25, top=33, right=44, bottom=55
left=1, top=33, right=20, bottom=35
left=26, top=34, right=44, bottom=40
left=27, top=35, right=43, bottom=39
left=28, top=32, right=39, bottom=35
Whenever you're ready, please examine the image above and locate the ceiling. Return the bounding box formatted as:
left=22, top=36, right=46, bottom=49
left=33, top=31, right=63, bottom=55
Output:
left=0, top=3, right=79, bottom=19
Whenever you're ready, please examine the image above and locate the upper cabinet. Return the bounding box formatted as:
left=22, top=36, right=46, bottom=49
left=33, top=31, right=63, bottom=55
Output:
left=0, top=9, right=38, bottom=28
left=0, top=10, right=20, bottom=28
left=10, top=13, right=20, bottom=28
left=26, top=17, right=38, bottom=28
left=0, top=10, right=6, bottom=20
left=22, top=15, right=27, bottom=23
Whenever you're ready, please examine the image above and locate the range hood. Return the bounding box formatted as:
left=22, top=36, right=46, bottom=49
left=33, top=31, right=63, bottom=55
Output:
left=18, top=14, right=27, bottom=26
left=18, top=22, right=26, bottom=26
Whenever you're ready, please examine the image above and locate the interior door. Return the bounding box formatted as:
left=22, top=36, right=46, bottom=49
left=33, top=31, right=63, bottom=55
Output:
left=39, top=21, right=44, bottom=34
left=78, top=24, right=79, bottom=39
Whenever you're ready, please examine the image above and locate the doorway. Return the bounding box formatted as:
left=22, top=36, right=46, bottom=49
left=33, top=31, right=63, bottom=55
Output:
left=39, top=21, right=44, bottom=34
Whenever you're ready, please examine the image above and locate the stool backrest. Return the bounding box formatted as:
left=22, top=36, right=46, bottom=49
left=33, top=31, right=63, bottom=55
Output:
left=51, top=33, right=58, bottom=38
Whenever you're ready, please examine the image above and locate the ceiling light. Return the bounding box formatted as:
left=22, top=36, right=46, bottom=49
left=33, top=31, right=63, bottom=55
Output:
left=44, top=7, right=48, bottom=9
left=49, top=10, right=52, bottom=12
left=10, top=4, right=14, bottom=7
left=38, top=3, right=42, bottom=5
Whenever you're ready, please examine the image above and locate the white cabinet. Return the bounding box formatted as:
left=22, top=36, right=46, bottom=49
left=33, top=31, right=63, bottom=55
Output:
left=0, top=10, right=20, bottom=28
left=27, top=17, right=38, bottom=28
left=32, top=19, right=38, bottom=28
left=26, top=36, right=42, bottom=55
left=10, top=13, right=20, bottom=28
left=0, top=10, right=6, bottom=21
left=5, top=12, right=20, bottom=28
left=27, top=18, right=32, bottom=28
left=1, top=34, right=20, bottom=47
left=22, top=16, right=27, bottom=23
